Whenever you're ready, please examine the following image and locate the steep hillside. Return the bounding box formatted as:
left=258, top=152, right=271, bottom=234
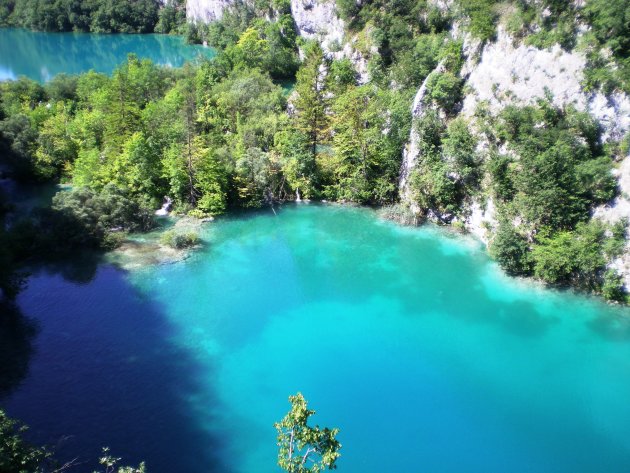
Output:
left=1, top=0, right=628, bottom=302
left=182, top=0, right=630, bottom=298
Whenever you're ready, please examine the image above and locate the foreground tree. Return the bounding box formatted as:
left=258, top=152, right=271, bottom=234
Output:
left=274, top=393, right=341, bottom=473
left=0, top=409, right=50, bottom=473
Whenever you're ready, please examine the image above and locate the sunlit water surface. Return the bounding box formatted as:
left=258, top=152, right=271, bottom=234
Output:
left=4, top=204, right=630, bottom=472
left=0, top=28, right=215, bottom=82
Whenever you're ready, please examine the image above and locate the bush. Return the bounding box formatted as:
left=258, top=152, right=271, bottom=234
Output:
left=425, top=72, right=463, bottom=113
left=457, top=0, right=498, bottom=42
left=602, top=269, right=627, bottom=302
left=494, top=102, right=616, bottom=231
left=489, top=220, right=532, bottom=276
left=49, top=185, right=155, bottom=249
left=531, top=222, right=606, bottom=289
left=0, top=409, right=51, bottom=473
left=160, top=230, right=200, bottom=249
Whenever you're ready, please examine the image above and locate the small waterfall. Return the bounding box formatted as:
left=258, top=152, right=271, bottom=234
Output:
left=296, top=188, right=301, bottom=202
left=155, top=196, right=173, bottom=216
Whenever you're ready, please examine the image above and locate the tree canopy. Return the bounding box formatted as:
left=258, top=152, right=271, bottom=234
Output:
left=275, top=393, right=341, bottom=473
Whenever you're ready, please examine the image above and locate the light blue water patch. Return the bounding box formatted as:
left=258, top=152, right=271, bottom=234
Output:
left=0, top=28, right=216, bottom=82
left=130, top=204, right=630, bottom=472
left=5, top=204, right=630, bottom=473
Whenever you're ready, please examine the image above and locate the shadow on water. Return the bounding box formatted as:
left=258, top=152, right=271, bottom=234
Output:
left=2, top=255, right=235, bottom=473
left=588, top=308, right=630, bottom=341
left=0, top=301, right=37, bottom=400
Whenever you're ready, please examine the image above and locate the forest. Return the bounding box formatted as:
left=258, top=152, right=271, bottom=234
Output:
left=1, top=1, right=629, bottom=302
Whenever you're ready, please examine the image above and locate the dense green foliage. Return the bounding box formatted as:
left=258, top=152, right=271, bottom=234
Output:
left=409, top=112, right=480, bottom=220
left=0, top=15, right=414, bottom=300
left=275, top=393, right=341, bottom=472
left=0, top=0, right=168, bottom=33
left=581, top=0, right=630, bottom=94
left=479, top=100, right=625, bottom=300
left=1, top=0, right=628, bottom=305
left=492, top=102, right=615, bottom=229
left=183, top=0, right=299, bottom=78
left=336, top=0, right=457, bottom=89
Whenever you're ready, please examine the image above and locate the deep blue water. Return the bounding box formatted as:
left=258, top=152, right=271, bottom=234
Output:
left=0, top=28, right=216, bottom=82
left=3, top=204, right=630, bottom=472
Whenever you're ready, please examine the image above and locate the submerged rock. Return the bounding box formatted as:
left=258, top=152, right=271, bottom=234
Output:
left=107, top=215, right=206, bottom=270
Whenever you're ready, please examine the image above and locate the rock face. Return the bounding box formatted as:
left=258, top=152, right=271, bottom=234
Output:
left=460, top=27, right=630, bottom=142
left=186, top=0, right=237, bottom=23
left=290, top=0, right=369, bottom=83
left=185, top=0, right=369, bottom=81
left=400, top=24, right=630, bottom=281
left=457, top=26, right=630, bottom=248
left=289, top=0, right=345, bottom=52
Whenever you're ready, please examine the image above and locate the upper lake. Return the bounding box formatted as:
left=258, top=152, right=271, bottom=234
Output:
left=0, top=28, right=216, bottom=82
left=3, top=204, right=630, bottom=473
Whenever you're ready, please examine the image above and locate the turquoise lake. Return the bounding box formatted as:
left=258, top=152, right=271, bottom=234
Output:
left=0, top=28, right=216, bottom=82
left=3, top=204, right=630, bottom=472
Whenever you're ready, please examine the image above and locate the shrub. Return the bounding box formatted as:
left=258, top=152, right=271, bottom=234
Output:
left=0, top=409, right=51, bottom=473
left=160, top=230, right=200, bottom=249
left=489, top=220, right=532, bottom=276
left=457, top=0, right=498, bottom=42
left=425, top=72, right=463, bottom=113
left=531, top=222, right=606, bottom=289
left=49, top=185, right=154, bottom=250
left=602, top=269, right=627, bottom=302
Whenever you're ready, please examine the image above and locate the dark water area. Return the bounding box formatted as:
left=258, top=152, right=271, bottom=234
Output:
left=2, top=263, right=233, bottom=472
left=0, top=28, right=216, bottom=82
left=3, top=205, right=630, bottom=473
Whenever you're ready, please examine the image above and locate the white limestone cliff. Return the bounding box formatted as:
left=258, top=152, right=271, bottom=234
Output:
left=289, top=0, right=369, bottom=83
left=400, top=25, right=630, bottom=276
left=460, top=27, right=630, bottom=142
left=458, top=26, right=630, bottom=249
left=289, top=0, right=345, bottom=52
left=186, top=0, right=237, bottom=23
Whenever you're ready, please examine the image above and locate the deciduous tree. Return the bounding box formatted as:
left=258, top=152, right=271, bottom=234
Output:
left=275, top=393, right=341, bottom=473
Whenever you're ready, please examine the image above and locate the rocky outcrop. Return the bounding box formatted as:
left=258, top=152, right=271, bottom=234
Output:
left=460, top=27, right=630, bottom=142
left=400, top=24, right=630, bottom=266
left=290, top=0, right=369, bottom=83
left=186, top=0, right=237, bottom=23
left=458, top=26, right=630, bottom=248
left=290, top=0, right=345, bottom=52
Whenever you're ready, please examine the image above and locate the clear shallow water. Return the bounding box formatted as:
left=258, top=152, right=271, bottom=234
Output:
left=4, top=204, right=630, bottom=472
left=0, top=28, right=216, bottom=82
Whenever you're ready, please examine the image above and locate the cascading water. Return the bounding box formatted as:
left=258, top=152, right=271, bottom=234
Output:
left=155, top=196, right=173, bottom=216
